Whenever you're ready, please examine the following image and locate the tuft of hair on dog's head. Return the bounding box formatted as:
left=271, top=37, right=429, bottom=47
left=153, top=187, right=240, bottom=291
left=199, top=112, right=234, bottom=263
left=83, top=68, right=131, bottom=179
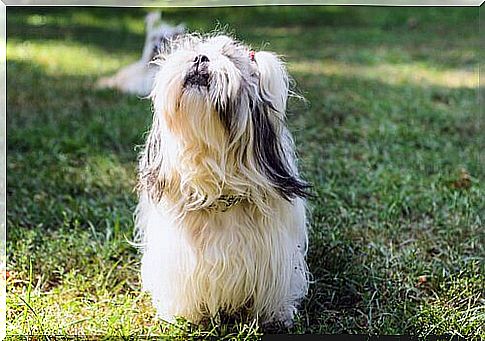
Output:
left=139, top=33, right=311, bottom=209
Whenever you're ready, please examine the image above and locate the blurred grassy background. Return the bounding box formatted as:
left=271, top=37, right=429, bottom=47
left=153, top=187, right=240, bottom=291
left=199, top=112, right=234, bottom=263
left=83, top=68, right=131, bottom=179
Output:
left=6, top=6, right=483, bottom=338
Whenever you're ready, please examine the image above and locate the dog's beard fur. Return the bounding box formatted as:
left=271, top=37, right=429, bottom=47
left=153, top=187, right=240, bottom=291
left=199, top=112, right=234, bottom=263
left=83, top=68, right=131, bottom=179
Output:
left=135, top=34, right=311, bottom=326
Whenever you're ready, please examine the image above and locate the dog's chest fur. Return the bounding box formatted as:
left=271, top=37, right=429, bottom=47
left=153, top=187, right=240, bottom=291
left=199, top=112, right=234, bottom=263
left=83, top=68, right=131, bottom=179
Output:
left=139, top=194, right=307, bottom=322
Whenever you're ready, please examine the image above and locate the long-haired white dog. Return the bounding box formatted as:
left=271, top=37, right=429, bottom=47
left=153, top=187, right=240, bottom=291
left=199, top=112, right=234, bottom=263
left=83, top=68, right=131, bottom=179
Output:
left=96, top=12, right=185, bottom=96
left=135, top=33, right=311, bottom=327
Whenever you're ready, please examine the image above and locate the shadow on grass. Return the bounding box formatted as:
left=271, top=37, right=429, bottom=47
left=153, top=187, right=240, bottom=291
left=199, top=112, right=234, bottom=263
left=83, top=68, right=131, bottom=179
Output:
left=7, top=7, right=147, bottom=55
left=7, top=60, right=151, bottom=157
left=7, top=7, right=479, bottom=69
left=7, top=60, right=146, bottom=238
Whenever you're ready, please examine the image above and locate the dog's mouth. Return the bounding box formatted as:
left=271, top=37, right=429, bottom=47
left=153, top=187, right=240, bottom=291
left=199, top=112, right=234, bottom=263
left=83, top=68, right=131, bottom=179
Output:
left=183, top=54, right=211, bottom=89
left=183, top=70, right=210, bottom=89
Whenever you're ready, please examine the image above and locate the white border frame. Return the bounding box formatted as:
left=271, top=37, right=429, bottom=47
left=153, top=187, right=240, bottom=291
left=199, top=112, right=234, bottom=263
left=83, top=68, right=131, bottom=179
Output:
left=0, top=2, right=482, bottom=339
left=2, top=0, right=484, bottom=6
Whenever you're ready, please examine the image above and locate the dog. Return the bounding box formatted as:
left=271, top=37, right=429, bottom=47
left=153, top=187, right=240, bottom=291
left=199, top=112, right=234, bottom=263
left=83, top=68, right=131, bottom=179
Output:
left=96, top=12, right=185, bottom=96
left=135, top=33, right=311, bottom=327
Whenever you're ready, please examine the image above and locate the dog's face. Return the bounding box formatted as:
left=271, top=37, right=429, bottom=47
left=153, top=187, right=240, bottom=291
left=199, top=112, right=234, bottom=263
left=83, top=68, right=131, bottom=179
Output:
left=178, top=36, right=253, bottom=117
left=143, top=34, right=309, bottom=205
left=151, top=35, right=288, bottom=141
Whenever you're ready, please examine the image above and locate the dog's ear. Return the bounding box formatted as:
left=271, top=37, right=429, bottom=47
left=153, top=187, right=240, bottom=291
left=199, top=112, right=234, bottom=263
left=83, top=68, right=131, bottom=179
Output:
left=249, top=51, right=310, bottom=200
left=253, top=51, right=289, bottom=116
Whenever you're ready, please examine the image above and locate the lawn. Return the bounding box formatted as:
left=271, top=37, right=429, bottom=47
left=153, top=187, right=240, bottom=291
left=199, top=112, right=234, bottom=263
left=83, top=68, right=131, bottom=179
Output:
left=6, top=6, right=484, bottom=338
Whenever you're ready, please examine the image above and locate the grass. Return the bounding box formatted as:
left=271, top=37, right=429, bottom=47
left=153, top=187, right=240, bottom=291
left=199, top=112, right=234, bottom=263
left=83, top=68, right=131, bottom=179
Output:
left=6, top=6, right=484, bottom=338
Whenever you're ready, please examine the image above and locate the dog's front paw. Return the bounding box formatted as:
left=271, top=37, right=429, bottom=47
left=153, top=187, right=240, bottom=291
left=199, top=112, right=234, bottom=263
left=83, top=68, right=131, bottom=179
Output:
left=271, top=305, right=297, bottom=329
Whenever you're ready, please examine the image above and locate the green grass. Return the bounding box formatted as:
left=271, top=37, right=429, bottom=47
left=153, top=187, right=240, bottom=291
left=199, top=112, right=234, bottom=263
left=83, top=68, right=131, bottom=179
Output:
left=6, top=6, right=484, bottom=338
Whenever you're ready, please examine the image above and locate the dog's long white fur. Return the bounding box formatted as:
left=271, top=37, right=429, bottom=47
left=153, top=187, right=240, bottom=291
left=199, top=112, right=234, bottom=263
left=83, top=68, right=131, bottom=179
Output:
left=135, top=34, right=309, bottom=326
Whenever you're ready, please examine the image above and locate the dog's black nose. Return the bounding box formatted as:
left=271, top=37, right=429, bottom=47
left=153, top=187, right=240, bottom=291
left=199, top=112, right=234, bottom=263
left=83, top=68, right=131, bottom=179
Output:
left=194, top=54, right=210, bottom=64
left=184, top=54, right=210, bottom=88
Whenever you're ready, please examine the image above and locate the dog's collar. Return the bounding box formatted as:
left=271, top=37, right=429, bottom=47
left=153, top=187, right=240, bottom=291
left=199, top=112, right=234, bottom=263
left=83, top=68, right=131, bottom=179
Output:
left=207, top=195, right=246, bottom=212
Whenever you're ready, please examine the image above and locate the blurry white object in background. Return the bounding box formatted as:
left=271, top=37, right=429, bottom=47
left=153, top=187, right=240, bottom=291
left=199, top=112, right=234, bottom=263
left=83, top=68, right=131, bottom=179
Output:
left=96, top=12, right=185, bottom=97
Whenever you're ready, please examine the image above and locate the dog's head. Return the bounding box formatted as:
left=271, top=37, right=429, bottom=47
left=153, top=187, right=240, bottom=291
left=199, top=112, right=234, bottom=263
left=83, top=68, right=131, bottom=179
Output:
left=142, top=34, right=309, bottom=208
